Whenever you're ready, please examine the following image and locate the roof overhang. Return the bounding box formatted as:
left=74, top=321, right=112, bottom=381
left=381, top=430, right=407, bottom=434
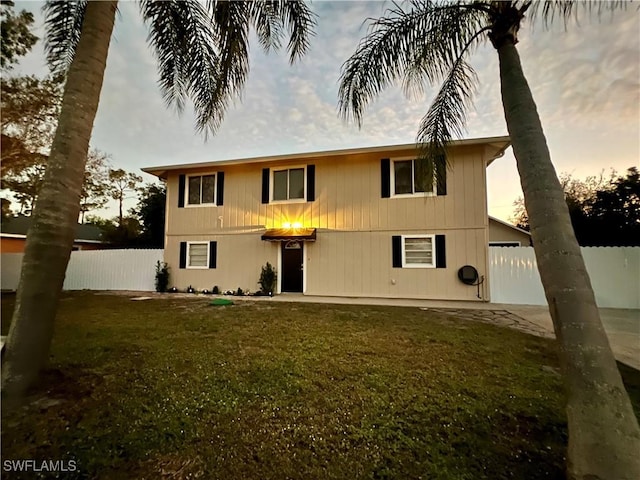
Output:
left=261, top=228, right=317, bottom=242
left=488, top=216, right=531, bottom=237
left=142, top=136, right=511, bottom=179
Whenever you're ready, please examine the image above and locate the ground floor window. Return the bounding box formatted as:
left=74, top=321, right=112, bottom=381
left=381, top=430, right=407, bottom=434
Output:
left=187, top=242, right=209, bottom=268
left=393, top=234, right=446, bottom=269
left=402, top=235, right=435, bottom=267
left=179, top=241, right=217, bottom=269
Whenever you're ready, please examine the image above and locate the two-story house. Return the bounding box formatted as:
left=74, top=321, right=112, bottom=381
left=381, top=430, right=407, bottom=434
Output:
left=142, top=136, right=511, bottom=301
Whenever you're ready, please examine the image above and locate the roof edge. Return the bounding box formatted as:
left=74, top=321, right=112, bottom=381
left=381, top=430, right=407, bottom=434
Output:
left=488, top=216, right=531, bottom=236
left=142, top=136, right=510, bottom=178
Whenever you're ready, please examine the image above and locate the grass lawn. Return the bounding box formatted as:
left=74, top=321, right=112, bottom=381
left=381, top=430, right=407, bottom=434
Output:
left=1, top=292, right=639, bottom=480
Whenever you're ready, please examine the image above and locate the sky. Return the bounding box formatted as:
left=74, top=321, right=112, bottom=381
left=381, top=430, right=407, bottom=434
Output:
left=8, top=0, right=640, bottom=222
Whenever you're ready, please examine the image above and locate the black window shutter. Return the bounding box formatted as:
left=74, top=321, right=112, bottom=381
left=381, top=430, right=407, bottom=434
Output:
left=307, top=164, right=315, bottom=201
left=381, top=158, right=391, bottom=198
left=209, top=241, right=217, bottom=268
left=435, top=235, right=446, bottom=268
left=392, top=235, right=402, bottom=268
left=179, top=242, right=187, bottom=268
left=261, top=168, right=270, bottom=204
left=178, top=175, right=186, bottom=207
left=216, top=172, right=225, bottom=206
left=436, top=156, right=447, bottom=196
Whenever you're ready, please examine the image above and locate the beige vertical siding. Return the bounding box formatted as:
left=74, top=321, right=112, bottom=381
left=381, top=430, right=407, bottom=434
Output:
left=164, top=143, right=495, bottom=300
left=307, top=229, right=488, bottom=300
left=488, top=219, right=532, bottom=245
left=166, top=233, right=278, bottom=293
left=167, top=146, right=488, bottom=233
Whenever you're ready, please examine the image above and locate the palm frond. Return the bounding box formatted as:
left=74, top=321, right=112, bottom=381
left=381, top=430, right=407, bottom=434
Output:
left=140, top=0, right=222, bottom=133
left=526, top=0, right=630, bottom=29
left=275, top=0, right=317, bottom=63
left=204, top=0, right=251, bottom=136
left=141, top=0, right=315, bottom=136
left=249, top=1, right=316, bottom=62
left=338, top=0, right=488, bottom=127
left=248, top=1, right=285, bottom=53
left=415, top=56, right=477, bottom=186
left=43, top=1, right=88, bottom=75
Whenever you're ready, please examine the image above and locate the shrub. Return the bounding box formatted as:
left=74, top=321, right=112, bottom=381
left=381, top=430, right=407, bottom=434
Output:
left=155, top=261, right=170, bottom=292
left=258, top=262, right=277, bottom=295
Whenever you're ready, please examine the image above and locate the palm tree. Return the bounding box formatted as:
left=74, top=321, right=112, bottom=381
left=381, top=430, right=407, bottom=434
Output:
left=2, top=1, right=315, bottom=398
left=338, top=1, right=639, bottom=479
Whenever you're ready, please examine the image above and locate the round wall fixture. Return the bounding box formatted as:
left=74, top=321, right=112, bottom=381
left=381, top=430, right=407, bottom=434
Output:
left=458, top=265, right=479, bottom=285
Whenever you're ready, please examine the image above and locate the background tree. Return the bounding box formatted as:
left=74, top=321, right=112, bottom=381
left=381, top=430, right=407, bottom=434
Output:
left=85, top=213, right=141, bottom=247
left=589, top=167, right=640, bottom=245
left=338, top=1, right=639, bottom=478
left=2, top=147, right=113, bottom=219
left=107, top=168, right=142, bottom=228
left=79, top=149, right=111, bottom=223
left=2, top=0, right=316, bottom=401
left=133, top=182, right=166, bottom=248
left=1, top=198, right=13, bottom=219
left=1, top=75, right=63, bottom=176
left=1, top=160, right=47, bottom=214
left=512, top=168, right=639, bottom=246
left=0, top=0, right=37, bottom=70
left=1, top=72, right=63, bottom=212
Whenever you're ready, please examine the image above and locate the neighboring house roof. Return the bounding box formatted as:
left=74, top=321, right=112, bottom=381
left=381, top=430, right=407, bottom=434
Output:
left=1, top=215, right=104, bottom=242
left=142, top=136, right=511, bottom=179
left=488, top=216, right=531, bottom=237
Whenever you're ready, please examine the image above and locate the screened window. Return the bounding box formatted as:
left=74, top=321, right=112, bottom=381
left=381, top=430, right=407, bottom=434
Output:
left=188, top=242, right=209, bottom=268
left=393, top=159, right=432, bottom=196
left=402, top=235, right=435, bottom=268
left=187, top=174, right=216, bottom=205
left=273, top=168, right=305, bottom=201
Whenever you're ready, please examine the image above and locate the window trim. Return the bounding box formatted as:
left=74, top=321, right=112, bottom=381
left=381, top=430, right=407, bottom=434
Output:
left=390, top=157, right=436, bottom=198
left=270, top=165, right=307, bottom=204
left=186, top=241, right=210, bottom=269
left=185, top=172, right=218, bottom=207
left=401, top=234, right=436, bottom=268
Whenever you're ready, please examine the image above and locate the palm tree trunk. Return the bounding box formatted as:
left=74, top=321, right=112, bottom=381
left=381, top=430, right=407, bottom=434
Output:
left=497, top=41, right=640, bottom=480
left=1, top=1, right=118, bottom=399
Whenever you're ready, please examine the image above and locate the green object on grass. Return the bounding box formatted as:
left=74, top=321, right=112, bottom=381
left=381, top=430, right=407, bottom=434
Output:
left=210, top=298, right=234, bottom=306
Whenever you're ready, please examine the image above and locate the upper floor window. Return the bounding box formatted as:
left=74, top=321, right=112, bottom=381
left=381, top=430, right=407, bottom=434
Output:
left=381, top=157, right=446, bottom=198
left=187, top=174, right=216, bottom=205
left=273, top=167, right=305, bottom=202
left=392, top=159, right=434, bottom=196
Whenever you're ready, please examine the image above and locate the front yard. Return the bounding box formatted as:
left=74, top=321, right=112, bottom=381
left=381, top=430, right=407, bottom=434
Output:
left=1, top=292, right=638, bottom=479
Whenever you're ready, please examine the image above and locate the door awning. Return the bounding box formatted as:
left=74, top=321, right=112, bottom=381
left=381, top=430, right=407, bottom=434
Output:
left=261, top=228, right=317, bottom=241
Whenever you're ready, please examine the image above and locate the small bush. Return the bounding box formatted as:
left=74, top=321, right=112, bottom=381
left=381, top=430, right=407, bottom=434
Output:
left=259, top=262, right=277, bottom=295
left=155, top=261, right=170, bottom=292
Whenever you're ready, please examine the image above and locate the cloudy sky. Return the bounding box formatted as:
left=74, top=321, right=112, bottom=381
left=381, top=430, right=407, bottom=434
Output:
left=10, top=0, right=640, bottom=222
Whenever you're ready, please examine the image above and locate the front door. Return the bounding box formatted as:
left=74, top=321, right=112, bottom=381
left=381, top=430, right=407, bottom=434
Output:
left=281, top=241, right=303, bottom=292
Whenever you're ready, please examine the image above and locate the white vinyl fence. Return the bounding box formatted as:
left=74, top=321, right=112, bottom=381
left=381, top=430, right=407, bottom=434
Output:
left=489, top=247, right=640, bottom=309
left=2, top=247, right=638, bottom=308
left=1, top=249, right=163, bottom=292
